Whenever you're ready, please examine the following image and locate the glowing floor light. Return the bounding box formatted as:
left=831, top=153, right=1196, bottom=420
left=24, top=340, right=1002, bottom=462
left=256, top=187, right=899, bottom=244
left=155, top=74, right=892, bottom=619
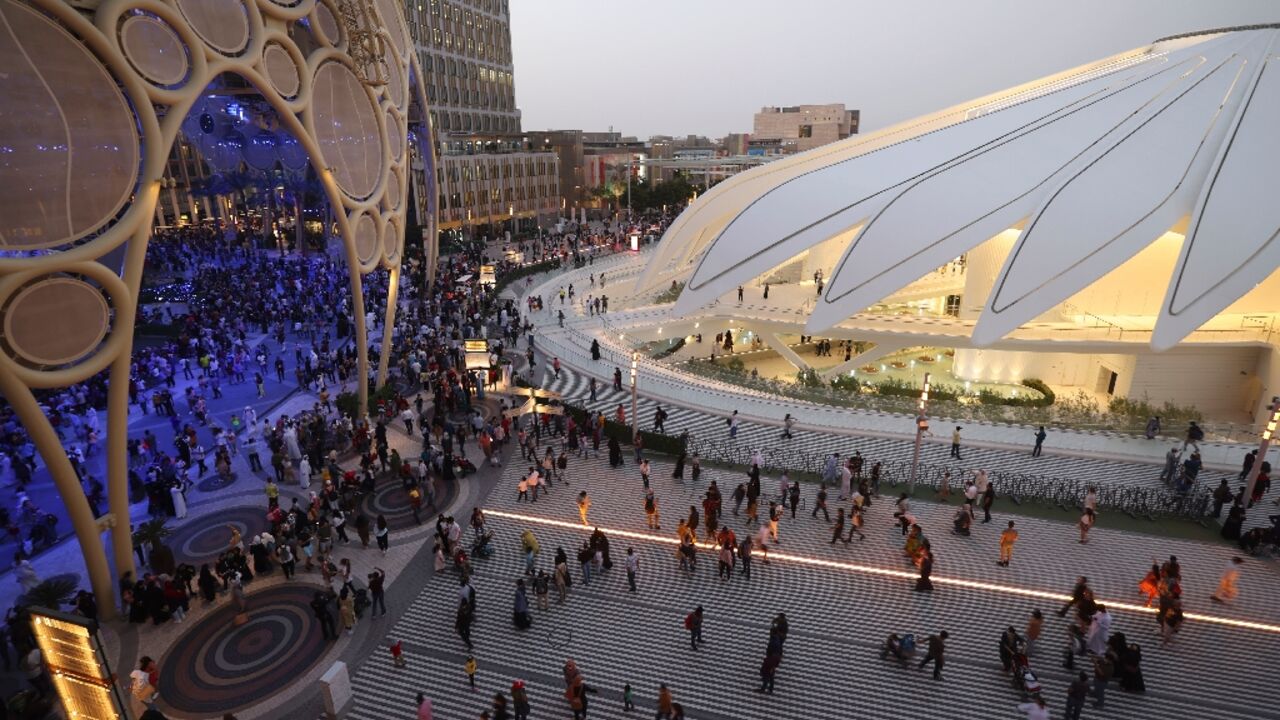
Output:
left=483, top=510, right=1280, bottom=634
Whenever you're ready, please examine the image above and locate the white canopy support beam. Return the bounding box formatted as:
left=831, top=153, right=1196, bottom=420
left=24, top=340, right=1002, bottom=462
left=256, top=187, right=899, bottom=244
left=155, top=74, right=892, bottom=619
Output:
left=758, top=331, right=812, bottom=372
left=819, top=340, right=910, bottom=381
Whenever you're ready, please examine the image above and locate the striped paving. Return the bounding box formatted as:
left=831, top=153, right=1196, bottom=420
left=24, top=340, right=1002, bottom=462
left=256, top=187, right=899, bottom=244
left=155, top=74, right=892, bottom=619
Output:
left=348, top=451, right=1280, bottom=719
left=547, top=363, right=1240, bottom=500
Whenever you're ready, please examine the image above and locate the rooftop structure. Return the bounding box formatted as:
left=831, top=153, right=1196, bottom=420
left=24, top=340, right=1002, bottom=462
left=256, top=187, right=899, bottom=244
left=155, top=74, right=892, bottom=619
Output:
left=635, top=25, right=1280, bottom=422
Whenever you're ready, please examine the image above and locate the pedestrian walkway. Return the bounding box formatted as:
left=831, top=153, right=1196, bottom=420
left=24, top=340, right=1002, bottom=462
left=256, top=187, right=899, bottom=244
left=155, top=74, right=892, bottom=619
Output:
left=347, top=450, right=1280, bottom=720
left=546, top=363, right=1242, bottom=503
left=532, top=250, right=1278, bottom=472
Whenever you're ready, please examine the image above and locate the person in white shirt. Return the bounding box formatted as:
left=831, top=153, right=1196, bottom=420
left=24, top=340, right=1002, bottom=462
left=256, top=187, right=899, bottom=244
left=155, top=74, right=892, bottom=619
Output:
left=839, top=464, right=853, bottom=500
left=1086, top=605, right=1112, bottom=656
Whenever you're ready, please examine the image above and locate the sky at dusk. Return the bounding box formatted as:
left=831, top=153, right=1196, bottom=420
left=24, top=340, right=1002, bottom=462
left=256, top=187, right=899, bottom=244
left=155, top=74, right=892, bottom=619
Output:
left=509, top=0, right=1278, bottom=139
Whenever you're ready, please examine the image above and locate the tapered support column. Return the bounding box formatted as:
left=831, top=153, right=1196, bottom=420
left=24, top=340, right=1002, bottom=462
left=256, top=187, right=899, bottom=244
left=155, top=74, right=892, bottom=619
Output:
left=376, top=264, right=401, bottom=388
left=0, top=373, right=115, bottom=618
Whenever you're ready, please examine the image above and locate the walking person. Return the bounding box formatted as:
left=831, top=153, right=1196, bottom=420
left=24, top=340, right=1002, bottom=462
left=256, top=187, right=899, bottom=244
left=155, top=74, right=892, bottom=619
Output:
left=685, top=606, right=704, bottom=650
left=625, top=547, right=639, bottom=592
left=375, top=514, right=390, bottom=555
left=758, top=651, right=781, bottom=694
left=656, top=684, right=675, bottom=720
left=950, top=426, right=963, bottom=459
left=1064, top=670, right=1089, bottom=720
left=464, top=655, right=477, bottom=691
left=1210, top=556, right=1244, bottom=603
left=368, top=567, right=387, bottom=618
left=811, top=486, right=830, bottom=522
left=916, top=631, right=948, bottom=680
left=577, top=491, right=591, bottom=526
left=997, top=521, right=1018, bottom=567
left=512, top=680, right=531, bottom=720
left=1033, top=426, right=1047, bottom=457
left=644, top=489, right=661, bottom=530
left=739, top=536, right=753, bottom=579
left=830, top=508, right=846, bottom=544
left=980, top=482, right=996, bottom=523
left=845, top=506, right=866, bottom=542
left=1078, top=508, right=1095, bottom=544
left=1091, top=651, right=1113, bottom=708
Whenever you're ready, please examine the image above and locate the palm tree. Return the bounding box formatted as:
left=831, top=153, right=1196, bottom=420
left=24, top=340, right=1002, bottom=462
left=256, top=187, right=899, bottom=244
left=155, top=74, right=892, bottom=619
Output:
left=135, top=519, right=175, bottom=576
left=20, top=577, right=78, bottom=612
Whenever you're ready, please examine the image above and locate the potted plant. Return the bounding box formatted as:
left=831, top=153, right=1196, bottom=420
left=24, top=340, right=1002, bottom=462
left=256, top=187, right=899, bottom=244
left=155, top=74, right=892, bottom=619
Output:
left=136, top=519, right=175, bottom=576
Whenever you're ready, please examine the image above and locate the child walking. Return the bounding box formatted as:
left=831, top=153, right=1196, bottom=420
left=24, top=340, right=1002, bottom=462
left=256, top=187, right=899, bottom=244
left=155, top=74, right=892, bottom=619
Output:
left=464, top=655, right=477, bottom=691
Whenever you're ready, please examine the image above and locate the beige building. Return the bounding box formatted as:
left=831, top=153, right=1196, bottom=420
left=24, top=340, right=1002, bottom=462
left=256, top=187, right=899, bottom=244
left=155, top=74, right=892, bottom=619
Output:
left=752, top=104, right=860, bottom=154
left=406, top=0, right=560, bottom=234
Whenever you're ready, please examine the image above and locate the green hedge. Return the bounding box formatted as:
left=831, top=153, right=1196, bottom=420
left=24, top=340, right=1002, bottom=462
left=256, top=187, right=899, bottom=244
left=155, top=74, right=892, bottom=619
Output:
left=335, top=383, right=400, bottom=418
left=492, top=259, right=559, bottom=297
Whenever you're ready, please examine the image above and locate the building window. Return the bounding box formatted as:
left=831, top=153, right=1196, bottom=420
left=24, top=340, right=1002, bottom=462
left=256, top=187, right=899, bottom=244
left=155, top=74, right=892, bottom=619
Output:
left=799, top=124, right=813, bottom=138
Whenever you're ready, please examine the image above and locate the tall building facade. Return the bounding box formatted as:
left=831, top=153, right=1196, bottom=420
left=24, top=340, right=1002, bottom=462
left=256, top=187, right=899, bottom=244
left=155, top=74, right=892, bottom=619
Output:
left=751, top=104, right=860, bottom=154
left=405, top=0, right=561, bottom=235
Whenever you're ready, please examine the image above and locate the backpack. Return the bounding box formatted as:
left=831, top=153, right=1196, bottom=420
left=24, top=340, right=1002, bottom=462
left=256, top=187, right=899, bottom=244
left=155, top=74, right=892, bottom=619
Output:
left=645, top=496, right=655, bottom=512
left=684, top=613, right=694, bottom=630
left=900, top=634, right=916, bottom=653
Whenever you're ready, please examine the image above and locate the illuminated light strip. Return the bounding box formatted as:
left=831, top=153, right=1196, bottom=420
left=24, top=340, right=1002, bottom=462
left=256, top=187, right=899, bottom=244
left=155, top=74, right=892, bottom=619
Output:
left=484, top=509, right=1280, bottom=635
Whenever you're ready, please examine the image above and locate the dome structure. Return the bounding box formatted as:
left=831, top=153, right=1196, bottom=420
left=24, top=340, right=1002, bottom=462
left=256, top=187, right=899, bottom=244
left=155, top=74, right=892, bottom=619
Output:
left=639, top=24, right=1280, bottom=352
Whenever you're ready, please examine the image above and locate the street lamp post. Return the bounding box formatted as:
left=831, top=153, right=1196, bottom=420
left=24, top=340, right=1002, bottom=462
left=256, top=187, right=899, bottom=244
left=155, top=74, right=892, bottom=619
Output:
left=908, top=372, right=931, bottom=494
left=630, top=351, right=639, bottom=438
left=1243, top=401, right=1280, bottom=508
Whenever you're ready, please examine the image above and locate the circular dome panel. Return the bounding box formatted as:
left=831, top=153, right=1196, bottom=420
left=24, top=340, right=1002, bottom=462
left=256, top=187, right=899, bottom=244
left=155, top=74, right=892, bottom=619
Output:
left=382, top=217, right=399, bottom=260
left=0, top=1, right=140, bottom=250
left=385, top=109, right=402, bottom=160
left=313, top=0, right=341, bottom=47
left=263, top=42, right=299, bottom=98
left=177, top=0, right=251, bottom=56
left=384, top=168, right=401, bottom=211
left=5, top=277, right=110, bottom=366
left=312, top=62, right=383, bottom=199
left=120, top=14, right=189, bottom=87
left=353, top=213, right=378, bottom=265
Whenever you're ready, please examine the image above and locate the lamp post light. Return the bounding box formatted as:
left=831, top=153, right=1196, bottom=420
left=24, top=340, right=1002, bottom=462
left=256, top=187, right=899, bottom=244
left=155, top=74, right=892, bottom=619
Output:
left=908, top=372, right=931, bottom=494
left=630, top=351, right=639, bottom=438
left=1243, top=401, right=1280, bottom=509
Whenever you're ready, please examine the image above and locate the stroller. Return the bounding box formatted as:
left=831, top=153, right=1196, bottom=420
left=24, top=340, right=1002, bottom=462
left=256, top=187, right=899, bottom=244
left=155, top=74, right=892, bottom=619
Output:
left=1010, top=639, right=1042, bottom=700
left=880, top=632, right=917, bottom=665
left=349, top=577, right=371, bottom=618
left=471, top=530, right=495, bottom=558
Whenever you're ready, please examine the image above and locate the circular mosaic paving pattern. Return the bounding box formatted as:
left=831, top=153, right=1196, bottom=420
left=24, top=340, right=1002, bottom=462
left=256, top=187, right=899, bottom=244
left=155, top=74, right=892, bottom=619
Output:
left=196, top=470, right=240, bottom=492
left=158, top=584, right=331, bottom=714
left=359, top=475, right=456, bottom=531
left=169, top=506, right=269, bottom=566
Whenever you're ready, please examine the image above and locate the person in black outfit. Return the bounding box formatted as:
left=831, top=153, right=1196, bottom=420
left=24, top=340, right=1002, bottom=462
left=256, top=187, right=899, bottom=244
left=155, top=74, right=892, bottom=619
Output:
left=788, top=483, right=800, bottom=519
left=1211, top=479, right=1233, bottom=518
left=311, top=590, right=337, bottom=640
left=456, top=598, right=474, bottom=648
left=917, top=631, right=948, bottom=679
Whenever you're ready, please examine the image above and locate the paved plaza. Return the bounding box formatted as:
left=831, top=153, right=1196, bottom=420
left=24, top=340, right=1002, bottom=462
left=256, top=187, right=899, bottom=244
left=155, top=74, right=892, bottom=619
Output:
left=346, top=445, right=1280, bottom=719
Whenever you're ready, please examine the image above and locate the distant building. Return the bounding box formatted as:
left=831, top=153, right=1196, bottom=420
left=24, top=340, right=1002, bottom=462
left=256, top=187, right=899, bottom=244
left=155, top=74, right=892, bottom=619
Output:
left=406, top=0, right=560, bottom=235
left=752, top=104, right=860, bottom=154
left=720, top=133, right=749, bottom=156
